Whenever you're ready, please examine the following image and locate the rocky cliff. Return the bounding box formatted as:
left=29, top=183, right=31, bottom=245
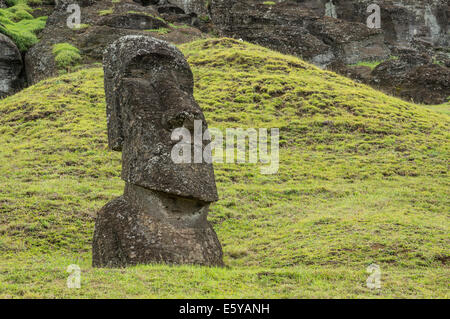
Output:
left=209, top=0, right=391, bottom=67
left=0, top=0, right=448, bottom=103
left=204, top=0, right=448, bottom=103
left=207, top=0, right=449, bottom=61
left=176, top=0, right=448, bottom=47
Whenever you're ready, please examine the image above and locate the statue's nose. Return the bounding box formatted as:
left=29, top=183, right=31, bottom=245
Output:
left=162, top=91, right=204, bottom=131
left=166, top=110, right=199, bottom=131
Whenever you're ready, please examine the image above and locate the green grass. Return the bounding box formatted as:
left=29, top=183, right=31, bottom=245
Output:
left=98, top=9, right=113, bottom=16
left=52, top=43, right=82, bottom=71
left=72, top=24, right=90, bottom=31
left=350, top=60, right=383, bottom=70
left=145, top=23, right=191, bottom=35
left=0, top=38, right=448, bottom=298
left=145, top=27, right=171, bottom=35
left=350, top=57, right=399, bottom=70
left=424, top=100, right=450, bottom=116
left=0, top=0, right=47, bottom=51
left=169, top=23, right=190, bottom=29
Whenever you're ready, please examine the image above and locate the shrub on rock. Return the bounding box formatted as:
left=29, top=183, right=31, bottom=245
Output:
left=52, top=43, right=82, bottom=71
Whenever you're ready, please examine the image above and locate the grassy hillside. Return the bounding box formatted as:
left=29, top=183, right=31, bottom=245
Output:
left=0, top=38, right=448, bottom=298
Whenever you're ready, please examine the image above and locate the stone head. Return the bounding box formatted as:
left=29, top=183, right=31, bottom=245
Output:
left=104, top=36, right=218, bottom=203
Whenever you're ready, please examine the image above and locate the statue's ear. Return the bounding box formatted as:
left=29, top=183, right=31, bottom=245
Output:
left=104, top=72, right=124, bottom=152
left=106, top=93, right=124, bottom=151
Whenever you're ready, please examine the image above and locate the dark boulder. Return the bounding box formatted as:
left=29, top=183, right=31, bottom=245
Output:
left=0, top=34, right=24, bottom=98
left=372, top=60, right=450, bottom=105
left=401, top=64, right=450, bottom=104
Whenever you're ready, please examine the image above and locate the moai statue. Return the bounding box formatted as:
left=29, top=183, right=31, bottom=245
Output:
left=92, top=35, right=223, bottom=267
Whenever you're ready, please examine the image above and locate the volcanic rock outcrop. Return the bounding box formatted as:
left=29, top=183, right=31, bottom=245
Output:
left=327, top=0, right=449, bottom=48
left=3, top=0, right=448, bottom=103
left=210, top=0, right=390, bottom=67
left=370, top=48, right=450, bottom=104
left=179, top=0, right=448, bottom=48
left=0, top=34, right=24, bottom=98
left=92, top=35, right=223, bottom=268
left=171, top=0, right=449, bottom=103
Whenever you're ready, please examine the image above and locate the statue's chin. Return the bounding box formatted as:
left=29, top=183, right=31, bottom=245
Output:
left=123, top=183, right=211, bottom=228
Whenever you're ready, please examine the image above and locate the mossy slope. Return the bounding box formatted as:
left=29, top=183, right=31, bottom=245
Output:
left=0, top=38, right=448, bottom=298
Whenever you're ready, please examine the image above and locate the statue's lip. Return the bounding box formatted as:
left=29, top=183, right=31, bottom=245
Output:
left=128, top=183, right=214, bottom=204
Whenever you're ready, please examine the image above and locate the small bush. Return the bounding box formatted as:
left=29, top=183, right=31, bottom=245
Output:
left=52, top=43, right=82, bottom=71
left=98, top=9, right=113, bottom=16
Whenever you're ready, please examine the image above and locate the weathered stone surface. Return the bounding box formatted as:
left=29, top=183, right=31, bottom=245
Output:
left=210, top=0, right=331, bottom=66
left=157, top=3, right=185, bottom=15
left=399, top=64, right=450, bottom=104
left=103, top=35, right=218, bottom=202
left=93, top=184, right=223, bottom=267
left=0, top=0, right=6, bottom=8
left=93, top=35, right=223, bottom=267
left=210, top=0, right=448, bottom=48
left=168, top=0, right=447, bottom=104
left=371, top=53, right=450, bottom=104
left=306, top=16, right=390, bottom=65
left=170, top=0, right=209, bottom=16
left=157, top=3, right=198, bottom=26
left=331, top=0, right=449, bottom=48
left=334, top=46, right=450, bottom=104
left=0, top=34, right=23, bottom=98
left=99, top=12, right=168, bottom=30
